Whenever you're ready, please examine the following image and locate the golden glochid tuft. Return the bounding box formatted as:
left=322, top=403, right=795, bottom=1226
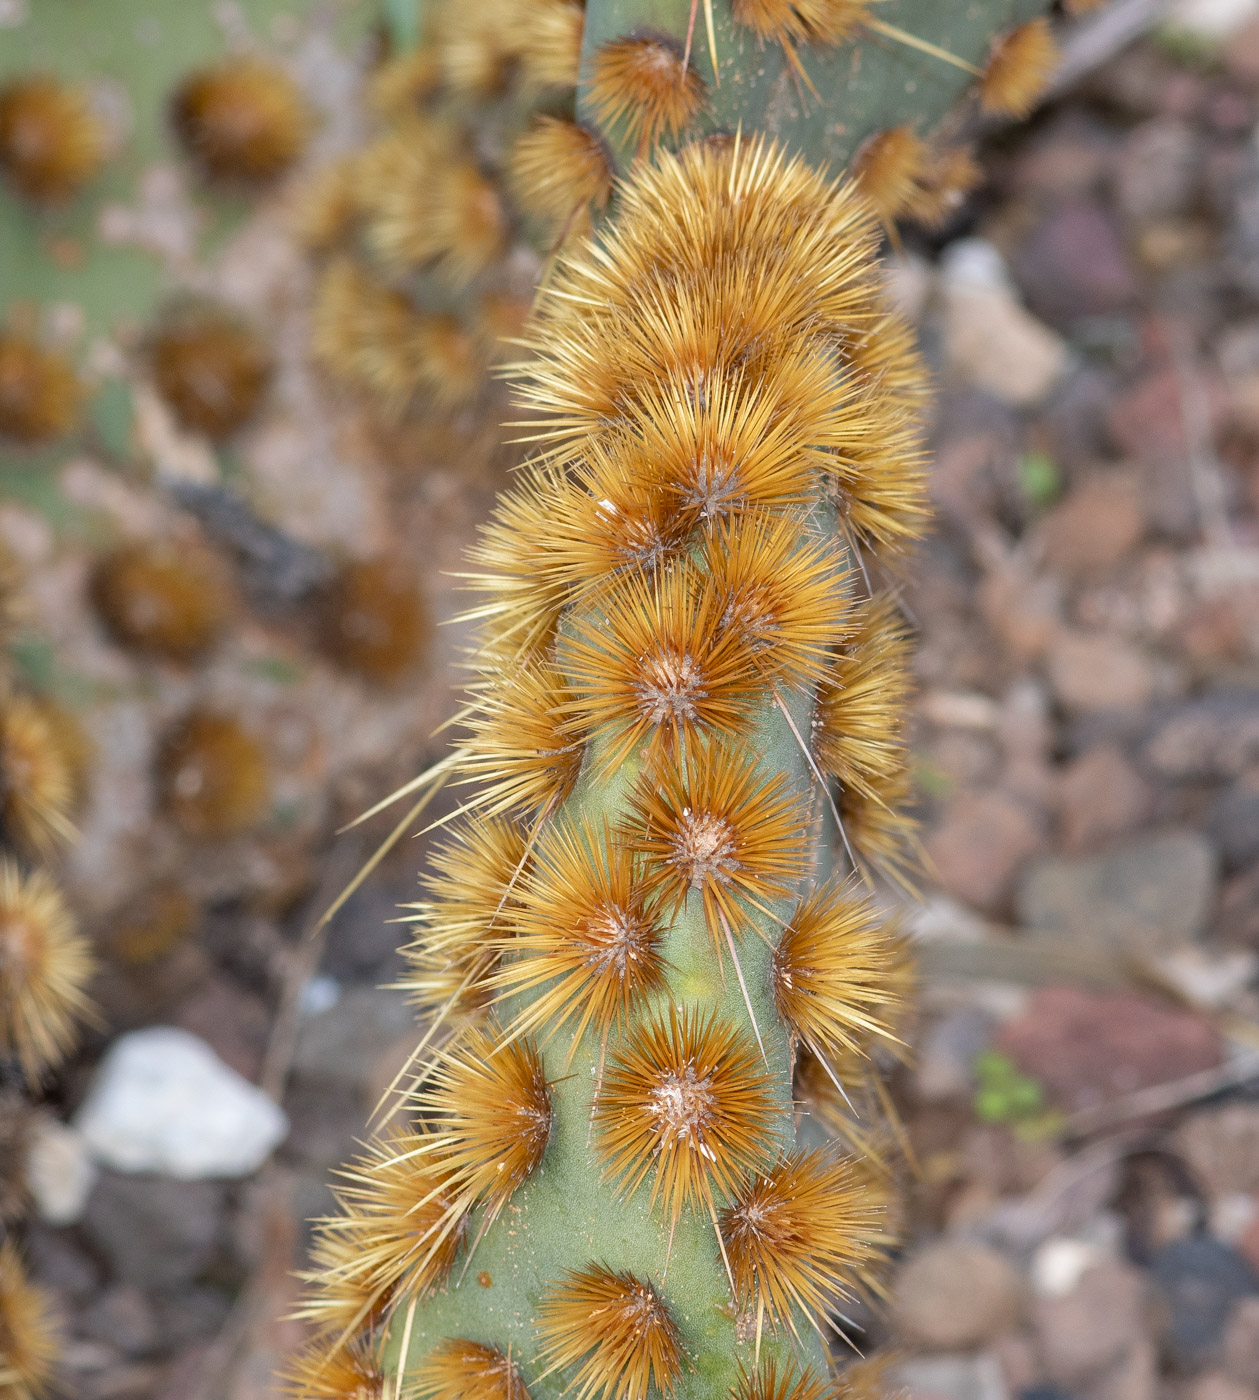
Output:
left=317, top=558, right=430, bottom=685
left=623, top=739, right=810, bottom=944
left=701, top=511, right=851, bottom=691
left=403, top=1026, right=553, bottom=1221
left=319, top=1131, right=468, bottom=1312
left=594, top=1003, right=780, bottom=1226
left=0, top=1241, right=61, bottom=1398
left=455, top=655, right=583, bottom=818
left=91, top=537, right=236, bottom=664
left=720, top=1146, right=874, bottom=1338
left=367, top=49, right=440, bottom=118
left=518, top=0, right=585, bottom=88
left=172, top=58, right=311, bottom=183
left=283, top=1333, right=385, bottom=1400
left=536, top=1264, right=683, bottom=1400
left=852, top=126, right=927, bottom=225
left=150, top=304, right=273, bottom=439
left=770, top=880, right=900, bottom=1062
left=509, top=118, right=613, bottom=239
left=587, top=37, right=705, bottom=152
left=367, top=140, right=509, bottom=286
left=413, top=1338, right=531, bottom=1400
left=0, top=694, right=76, bottom=857
left=559, top=562, right=763, bottom=771
left=293, top=155, right=364, bottom=251
left=489, top=815, right=668, bottom=1048
left=0, top=859, right=94, bottom=1082
left=0, top=75, right=107, bottom=203
left=903, top=144, right=982, bottom=229
left=732, top=1355, right=839, bottom=1400
left=0, top=334, right=81, bottom=446
left=157, top=710, right=270, bottom=840
left=732, top=0, right=871, bottom=48
left=814, top=596, right=912, bottom=803
left=310, top=258, right=429, bottom=413
left=978, top=19, right=1059, bottom=117
left=399, top=814, right=529, bottom=1026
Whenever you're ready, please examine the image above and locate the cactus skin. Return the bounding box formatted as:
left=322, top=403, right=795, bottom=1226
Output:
left=578, top=0, right=1048, bottom=175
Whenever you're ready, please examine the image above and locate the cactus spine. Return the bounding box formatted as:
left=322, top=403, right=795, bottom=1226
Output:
left=296, top=1, right=1065, bottom=1397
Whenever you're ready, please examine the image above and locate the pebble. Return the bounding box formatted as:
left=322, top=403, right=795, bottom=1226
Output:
left=895, top=1353, right=1009, bottom=1400
left=1116, top=119, right=1200, bottom=223
left=1222, top=1296, right=1259, bottom=1386
left=1186, top=1375, right=1259, bottom=1400
left=1210, top=786, right=1259, bottom=874
left=1056, top=746, right=1152, bottom=855
left=1010, top=203, right=1138, bottom=326
left=1031, top=1257, right=1146, bottom=1389
left=82, top=1173, right=226, bottom=1291
left=925, top=790, right=1046, bottom=914
left=1017, top=830, right=1216, bottom=954
left=1038, top=474, right=1145, bottom=581
left=939, top=240, right=1070, bottom=409
left=1145, top=692, right=1259, bottom=781
left=74, top=1027, right=287, bottom=1179
left=996, top=986, right=1221, bottom=1114
left=893, top=1242, right=1023, bottom=1350
left=25, top=1114, right=97, bottom=1226
left=1150, top=1236, right=1259, bottom=1367
left=1178, top=1107, right=1259, bottom=1203
left=1047, top=631, right=1155, bottom=716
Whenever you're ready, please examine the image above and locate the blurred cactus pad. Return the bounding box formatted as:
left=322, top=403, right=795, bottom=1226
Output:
left=0, top=1, right=374, bottom=342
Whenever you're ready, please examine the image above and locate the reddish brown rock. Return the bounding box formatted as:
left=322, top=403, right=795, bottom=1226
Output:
left=894, top=1241, right=1024, bottom=1350
left=1039, top=474, right=1145, bottom=580
left=925, top=790, right=1046, bottom=914
left=1048, top=631, right=1155, bottom=715
left=1032, top=1258, right=1147, bottom=1389
left=995, top=985, right=1222, bottom=1115
left=1056, top=746, right=1152, bottom=853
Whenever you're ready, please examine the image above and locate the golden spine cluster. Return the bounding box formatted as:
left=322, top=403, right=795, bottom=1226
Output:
left=292, top=132, right=927, bottom=1400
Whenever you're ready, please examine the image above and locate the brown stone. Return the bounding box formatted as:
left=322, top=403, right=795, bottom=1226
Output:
left=996, top=985, right=1221, bottom=1114
left=1039, top=474, right=1145, bottom=580
left=1187, top=1374, right=1259, bottom=1400
left=925, top=790, right=1046, bottom=914
left=1222, top=1297, right=1259, bottom=1388
left=1177, top=1105, right=1259, bottom=1200
left=894, top=1242, right=1024, bottom=1351
left=1032, top=1259, right=1146, bottom=1388
left=1048, top=631, right=1155, bottom=715
left=1057, top=746, right=1152, bottom=853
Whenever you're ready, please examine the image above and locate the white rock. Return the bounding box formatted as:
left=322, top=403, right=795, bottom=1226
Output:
left=74, top=1027, right=288, bottom=1179
left=1169, top=0, right=1258, bottom=39
left=1032, top=1237, right=1108, bottom=1298
left=939, top=238, right=1070, bottom=409
left=25, top=1116, right=97, bottom=1226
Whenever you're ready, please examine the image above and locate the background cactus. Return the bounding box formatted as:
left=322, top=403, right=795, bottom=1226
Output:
left=292, top=3, right=1067, bottom=1399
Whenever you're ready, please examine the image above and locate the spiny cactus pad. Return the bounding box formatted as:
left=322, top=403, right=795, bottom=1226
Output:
left=296, top=131, right=927, bottom=1400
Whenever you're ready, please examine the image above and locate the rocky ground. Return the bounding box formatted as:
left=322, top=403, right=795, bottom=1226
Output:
left=16, top=4, right=1259, bottom=1399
